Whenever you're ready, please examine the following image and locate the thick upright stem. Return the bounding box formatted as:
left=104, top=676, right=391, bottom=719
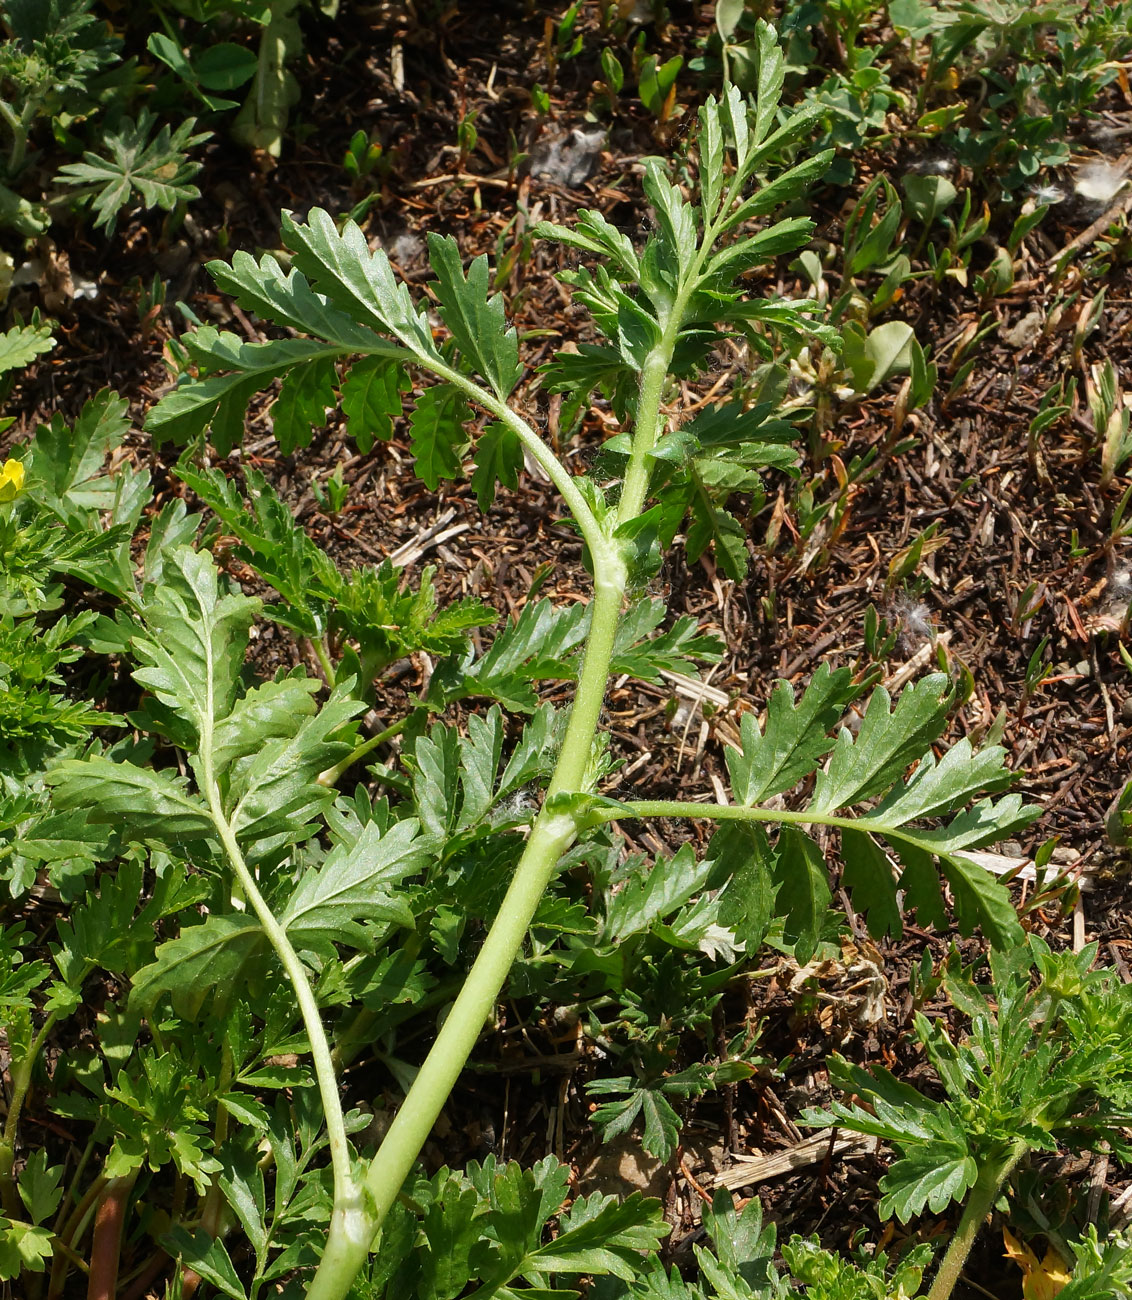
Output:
left=303, top=221, right=703, bottom=1299
left=926, top=1144, right=1027, bottom=1300
left=306, top=380, right=641, bottom=1300
left=87, top=1173, right=138, bottom=1300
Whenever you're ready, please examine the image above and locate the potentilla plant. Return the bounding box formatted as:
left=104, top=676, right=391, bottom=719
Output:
left=804, top=938, right=1132, bottom=1300
left=38, top=24, right=1041, bottom=1300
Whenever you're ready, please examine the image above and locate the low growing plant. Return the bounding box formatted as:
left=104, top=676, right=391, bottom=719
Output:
left=804, top=937, right=1132, bottom=1300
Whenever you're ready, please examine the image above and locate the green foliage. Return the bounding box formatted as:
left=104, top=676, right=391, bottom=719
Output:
left=0, top=22, right=1082, bottom=1300
left=803, top=939, right=1132, bottom=1223
left=712, top=670, right=1037, bottom=957
left=0, top=0, right=122, bottom=175
left=356, top=1155, right=668, bottom=1299
left=56, top=109, right=211, bottom=233
left=0, top=318, right=54, bottom=377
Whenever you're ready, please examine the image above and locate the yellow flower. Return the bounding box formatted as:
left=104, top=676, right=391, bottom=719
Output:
left=0, top=458, right=24, bottom=502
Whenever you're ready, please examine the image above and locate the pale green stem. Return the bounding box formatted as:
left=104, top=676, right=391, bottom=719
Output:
left=205, top=800, right=369, bottom=1255
left=352, top=571, right=626, bottom=1205
left=0, top=1011, right=57, bottom=1215
left=305, top=315, right=698, bottom=1300
left=926, top=1142, right=1028, bottom=1300
left=299, top=192, right=733, bottom=1298
left=593, top=800, right=963, bottom=877
left=427, top=359, right=607, bottom=563
left=197, top=620, right=367, bottom=1285
left=600, top=798, right=860, bottom=830
left=318, top=715, right=409, bottom=787
left=313, top=636, right=337, bottom=689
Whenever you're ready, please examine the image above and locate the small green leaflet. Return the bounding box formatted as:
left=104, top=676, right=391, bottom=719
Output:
left=282, top=208, right=438, bottom=358
left=226, top=685, right=363, bottom=855
left=130, top=914, right=265, bottom=1015
left=271, top=354, right=337, bottom=453
left=409, top=384, right=472, bottom=490
left=685, top=497, right=747, bottom=579
left=130, top=546, right=260, bottom=748
left=716, top=823, right=776, bottom=952
left=340, top=356, right=406, bottom=452
left=772, top=826, right=830, bottom=965
left=840, top=828, right=903, bottom=940
left=46, top=759, right=213, bottom=844
left=726, top=664, right=858, bottom=805
left=810, top=675, right=953, bottom=814
left=427, top=234, right=522, bottom=399
left=280, top=819, right=424, bottom=954
left=0, top=320, right=55, bottom=377
left=587, top=1077, right=684, bottom=1161
left=471, top=420, right=523, bottom=511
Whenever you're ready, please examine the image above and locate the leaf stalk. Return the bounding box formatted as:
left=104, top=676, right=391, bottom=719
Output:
left=925, top=1141, right=1028, bottom=1300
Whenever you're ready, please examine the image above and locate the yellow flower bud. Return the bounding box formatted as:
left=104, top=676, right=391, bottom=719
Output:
left=0, top=457, right=24, bottom=502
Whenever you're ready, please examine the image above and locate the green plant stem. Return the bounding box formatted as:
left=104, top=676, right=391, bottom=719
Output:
left=306, top=282, right=688, bottom=1300
left=925, top=1142, right=1028, bottom=1300
left=429, top=359, right=607, bottom=561
left=0, top=1010, right=58, bottom=1215
left=600, top=797, right=860, bottom=829
left=199, top=724, right=367, bottom=1283
left=318, top=714, right=410, bottom=787
left=303, top=186, right=730, bottom=1295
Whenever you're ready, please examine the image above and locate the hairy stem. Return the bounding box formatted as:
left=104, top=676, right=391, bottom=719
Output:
left=206, top=798, right=365, bottom=1235
left=302, top=189, right=722, bottom=1295
left=305, top=320, right=690, bottom=1300
left=926, top=1143, right=1028, bottom=1300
